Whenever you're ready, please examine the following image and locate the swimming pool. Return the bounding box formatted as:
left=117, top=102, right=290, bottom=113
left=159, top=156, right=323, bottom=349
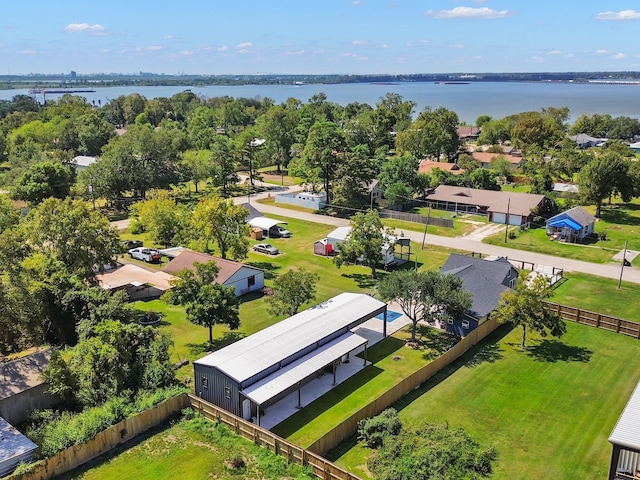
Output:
left=374, top=310, right=403, bottom=323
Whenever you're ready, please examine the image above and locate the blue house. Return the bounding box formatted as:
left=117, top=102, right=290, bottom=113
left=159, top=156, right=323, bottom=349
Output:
left=546, top=206, right=596, bottom=243
left=440, top=254, right=519, bottom=337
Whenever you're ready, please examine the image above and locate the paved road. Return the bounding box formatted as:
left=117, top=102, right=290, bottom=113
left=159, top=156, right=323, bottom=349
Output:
left=242, top=187, right=640, bottom=285
left=112, top=184, right=640, bottom=285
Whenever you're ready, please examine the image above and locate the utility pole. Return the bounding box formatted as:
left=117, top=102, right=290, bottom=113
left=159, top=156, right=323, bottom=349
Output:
left=422, top=206, right=431, bottom=250
left=618, top=239, right=628, bottom=289
left=504, top=198, right=511, bottom=243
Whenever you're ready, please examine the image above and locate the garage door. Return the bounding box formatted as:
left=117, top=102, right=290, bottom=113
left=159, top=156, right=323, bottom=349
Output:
left=492, top=212, right=506, bottom=224
left=508, top=214, right=522, bottom=226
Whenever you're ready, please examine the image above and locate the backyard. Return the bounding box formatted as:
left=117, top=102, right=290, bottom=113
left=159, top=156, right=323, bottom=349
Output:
left=55, top=414, right=314, bottom=480
left=328, top=321, right=640, bottom=480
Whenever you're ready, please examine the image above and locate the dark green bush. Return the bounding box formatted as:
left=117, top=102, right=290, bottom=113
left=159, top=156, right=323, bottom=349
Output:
left=358, top=408, right=402, bottom=448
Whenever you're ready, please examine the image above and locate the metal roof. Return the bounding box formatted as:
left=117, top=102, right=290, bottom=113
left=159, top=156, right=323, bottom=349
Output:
left=242, top=332, right=367, bottom=405
left=194, top=293, right=386, bottom=384
left=610, top=380, right=640, bottom=450
left=248, top=216, right=287, bottom=230
left=0, top=417, right=38, bottom=477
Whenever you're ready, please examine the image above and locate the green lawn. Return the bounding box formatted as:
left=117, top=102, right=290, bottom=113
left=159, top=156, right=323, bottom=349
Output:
left=552, top=272, right=640, bottom=321
left=329, top=322, right=640, bottom=480
left=56, top=414, right=314, bottom=480
left=272, top=325, right=453, bottom=448
left=484, top=201, right=640, bottom=265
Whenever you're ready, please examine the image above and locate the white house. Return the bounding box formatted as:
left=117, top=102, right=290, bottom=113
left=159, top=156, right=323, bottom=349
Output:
left=326, top=226, right=397, bottom=266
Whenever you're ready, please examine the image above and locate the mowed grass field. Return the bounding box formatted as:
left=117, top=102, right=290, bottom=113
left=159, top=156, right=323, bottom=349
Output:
left=56, top=415, right=314, bottom=480
left=330, top=321, right=640, bottom=480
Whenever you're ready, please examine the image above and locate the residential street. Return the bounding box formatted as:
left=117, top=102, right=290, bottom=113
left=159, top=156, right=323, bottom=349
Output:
left=236, top=187, right=640, bottom=285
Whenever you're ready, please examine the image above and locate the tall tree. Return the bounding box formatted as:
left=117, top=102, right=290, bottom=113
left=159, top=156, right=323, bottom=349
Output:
left=300, top=121, right=345, bottom=205
left=179, top=149, right=212, bottom=194
left=130, top=197, right=188, bottom=247
left=334, top=210, right=394, bottom=280
left=579, top=152, right=634, bottom=217
left=15, top=161, right=74, bottom=205
left=492, top=275, right=565, bottom=348
left=163, top=261, right=240, bottom=345
left=378, top=270, right=472, bottom=342
left=190, top=195, right=250, bottom=260
left=332, top=145, right=379, bottom=210
left=267, top=268, right=318, bottom=317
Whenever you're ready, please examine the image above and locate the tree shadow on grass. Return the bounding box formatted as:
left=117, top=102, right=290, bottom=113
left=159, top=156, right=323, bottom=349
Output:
left=414, top=325, right=458, bottom=361
left=341, top=273, right=379, bottom=289
left=525, top=339, right=592, bottom=363
left=186, top=331, right=246, bottom=356
left=246, top=261, right=281, bottom=280
left=392, top=325, right=513, bottom=413
left=600, top=204, right=640, bottom=227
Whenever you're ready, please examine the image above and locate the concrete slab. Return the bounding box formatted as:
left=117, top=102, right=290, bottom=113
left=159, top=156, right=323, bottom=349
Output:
left=613, top=250, right=639, bottom=262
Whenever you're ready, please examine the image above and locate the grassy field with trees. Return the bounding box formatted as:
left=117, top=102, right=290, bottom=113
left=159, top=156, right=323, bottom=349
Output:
left=329, top=321, right=640, bottom=480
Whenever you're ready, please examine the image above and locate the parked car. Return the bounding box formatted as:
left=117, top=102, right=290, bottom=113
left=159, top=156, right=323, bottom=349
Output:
left=253, top=243, right=279, bottom=255
left=122, top=239, right=143, bottom=251
left=269, top=225, right=291, bottom=238
left=128, top=247, right=162, bottom=263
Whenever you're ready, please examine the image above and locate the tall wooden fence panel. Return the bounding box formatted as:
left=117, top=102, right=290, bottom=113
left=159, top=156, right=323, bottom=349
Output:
left=187, top=395, right=361, bottom=480
left=544, top=302, right=640, bottom=339
left=379, top=209, right=454, bottom=228
left=307, top=318, right=500, bottom=456
left=11, top=395, right=190, bottom=480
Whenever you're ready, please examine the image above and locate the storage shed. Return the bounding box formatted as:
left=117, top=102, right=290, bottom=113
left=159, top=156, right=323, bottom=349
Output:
left=313, top=238, right=334, bottom=256
left=193, top=293, right=387, bottom=426
left=0, top=417, right=37, bottom=477
left=248, top=217, right=289, bottom=238
left=609, top=380, right=640, bottom=479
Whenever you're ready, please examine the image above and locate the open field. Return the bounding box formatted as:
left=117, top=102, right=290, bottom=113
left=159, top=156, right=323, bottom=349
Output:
left=272, top=325, right=453, bottom=448
left=56, top=414, right=314, bottom=480
left=484, top=201, right=640, bottom=265
left=329, top=322, right=640, bottom=480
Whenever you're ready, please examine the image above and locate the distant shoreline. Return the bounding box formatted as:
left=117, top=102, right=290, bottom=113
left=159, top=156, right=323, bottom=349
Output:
left=2, top=71, right=640, bottom=91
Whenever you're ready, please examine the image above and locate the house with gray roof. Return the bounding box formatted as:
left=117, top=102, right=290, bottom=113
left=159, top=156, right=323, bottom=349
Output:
left=440, top=254, right=518, bottom=337
left=546, top=206, right=596, bottom=242
left=569, top=133, right=607, bottom=149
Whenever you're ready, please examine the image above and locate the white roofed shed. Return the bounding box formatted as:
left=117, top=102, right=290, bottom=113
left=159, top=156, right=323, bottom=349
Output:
left=609, top=380, right=640, bottom=479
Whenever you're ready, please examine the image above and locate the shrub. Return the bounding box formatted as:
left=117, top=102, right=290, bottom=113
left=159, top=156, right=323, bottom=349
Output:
left=358, top=408, right=402, bottom=448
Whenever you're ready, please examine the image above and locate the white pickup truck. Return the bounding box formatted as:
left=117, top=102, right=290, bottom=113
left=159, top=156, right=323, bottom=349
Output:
left=128, top=247, right=162, bottom=263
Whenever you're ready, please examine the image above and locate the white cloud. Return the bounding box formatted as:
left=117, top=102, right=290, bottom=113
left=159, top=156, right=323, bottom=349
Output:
left=16, top=49, right=36, bottom=55
left=179, top=50, right=193, bottom=56
left=63, top=23, right=108, bottom=35
left=443, top=43, right=466, bottom=49
left=547, top=50, right=562, bottom=55
left=595, top=10, right=640, bottom=21
left=406, top=40, right=431, bottom=47
left=353, top=0, right=361, bottom=5
left=424, top=7, right=513, bottom=19
left=612, top=53, right=626, bottom=59
left=352, top=40, right=367, bottom=46
left=236, top=42, right=252, bottom=49
left=286, top=50, right=304, bottom=55
left=596, top=49, right=607, bottom=54
left=217, top=46, right=228, bottom=52
left=529, top=55, right=544, bottom=63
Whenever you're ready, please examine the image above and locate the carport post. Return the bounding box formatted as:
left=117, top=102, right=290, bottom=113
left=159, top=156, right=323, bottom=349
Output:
left=257, top=405, right=260, bottom=427
left=608, top=444, right=621, bottom=480
left=383, top=310, right=387, bottom=338
left=332, top=360, right=337, bottom=385
left=297, top=382, right=302, bottom=408
left=363, top=343, right=368, bottom=366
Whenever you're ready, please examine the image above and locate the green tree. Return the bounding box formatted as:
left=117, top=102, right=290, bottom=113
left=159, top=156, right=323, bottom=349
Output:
left=579, top=152, right=635, bottom=217
left=378, top=270, right=472, bottom=342
left=493, top=275, right=566, bottom=348
left=131, top=197, right=188, bottom=247
left=300, top=121, right=345, bottom=205
left=210, top=135, right=237, bottom=195
left=190, top=195, right=250, bottom=260
left=163, top=261, right=240, bottom=345
left=477, top=118, right=512, bottom=145
left=42, top=319, right=175, bottom=407
left=179, top=150, right=212, bottom=194
left=22, top=198, right=120, bottom=280
left=15, top=161, right=74, bottom=205
left=331, top=145, right=379, bottom=210
left=334, top=210, right=394, bottom=280
left=267, top=268, right=318, bottom=317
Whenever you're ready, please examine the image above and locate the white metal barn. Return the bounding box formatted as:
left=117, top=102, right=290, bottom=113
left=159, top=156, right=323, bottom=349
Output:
left=609, top=380, right=640, bottom=479
left=193, top=293, right=388, bottom=426
left=0, top=417, right=37, bottom=477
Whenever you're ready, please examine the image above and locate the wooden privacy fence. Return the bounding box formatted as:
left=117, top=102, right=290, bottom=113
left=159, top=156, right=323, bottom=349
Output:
left=307, top=318, right=500, bottom=456
left=187, top=395, right=361, bottom=480
left=379, top=209, right=454, bottom=228
left=544, top=302, right=640, bottom=339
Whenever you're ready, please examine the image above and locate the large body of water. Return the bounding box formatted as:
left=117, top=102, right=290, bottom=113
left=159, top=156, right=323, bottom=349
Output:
left=2, top=81, right=640, bottom=124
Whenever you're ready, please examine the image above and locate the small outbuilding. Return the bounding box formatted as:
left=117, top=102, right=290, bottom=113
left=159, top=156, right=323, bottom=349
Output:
left=193, top=293, right=387, bottom=426
left=0, top=417, right=38, bottom=477
left=546, top=206, right=596, bottom=242
left=326, top=226, right=400, bottom=267
left=313, top=238, right=334, bottom=256
left=248, top=216, right=290, bottom=238
left=97, top=264, right=175, bottom=300
left=608, top=379, right=640, bottom=479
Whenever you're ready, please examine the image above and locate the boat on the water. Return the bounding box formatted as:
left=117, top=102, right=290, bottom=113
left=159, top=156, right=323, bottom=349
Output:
left=28, top=88, right=96, bottom=94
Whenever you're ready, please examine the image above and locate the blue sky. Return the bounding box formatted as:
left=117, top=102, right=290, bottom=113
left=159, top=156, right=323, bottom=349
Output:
left=2, top=1, right=640, bottom=75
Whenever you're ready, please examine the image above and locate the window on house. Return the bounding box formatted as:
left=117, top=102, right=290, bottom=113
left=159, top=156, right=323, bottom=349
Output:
left=510, top=278, right=516, bottom=288
left=248, top=275, right=256, bottom=287
left=224, top=387, right=231, bottom=399
left=462, top=320, right=470, bottom=329
left=201, top=377, right=208, bottom=389
left=447, top=318, right=454, bottom=325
